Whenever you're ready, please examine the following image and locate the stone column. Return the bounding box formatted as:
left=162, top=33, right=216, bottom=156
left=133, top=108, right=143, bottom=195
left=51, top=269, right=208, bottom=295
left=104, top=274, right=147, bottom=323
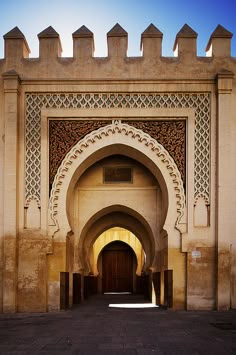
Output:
left=216, top=70, right=234, bottom=310
left=2, top=70, right=20, bottom=313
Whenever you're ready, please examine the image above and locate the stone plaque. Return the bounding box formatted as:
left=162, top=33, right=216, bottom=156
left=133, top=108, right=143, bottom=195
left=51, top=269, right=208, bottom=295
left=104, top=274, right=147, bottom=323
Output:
left=104, top=167, right=133, bottom=183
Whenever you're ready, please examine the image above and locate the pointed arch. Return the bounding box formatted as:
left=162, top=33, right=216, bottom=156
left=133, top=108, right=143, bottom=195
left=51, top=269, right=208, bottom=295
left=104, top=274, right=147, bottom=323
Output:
left=48, top=120, right=186, bottom=238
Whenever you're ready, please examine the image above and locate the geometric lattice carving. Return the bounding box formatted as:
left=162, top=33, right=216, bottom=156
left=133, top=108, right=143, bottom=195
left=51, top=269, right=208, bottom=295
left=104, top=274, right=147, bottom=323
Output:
left=49, top=120, right=110, bottom=188
left=194, top=96, right=210, bottom=202
left=25, top=97, right=42, bottom=206
left=25, top=93, right=210, bottom=207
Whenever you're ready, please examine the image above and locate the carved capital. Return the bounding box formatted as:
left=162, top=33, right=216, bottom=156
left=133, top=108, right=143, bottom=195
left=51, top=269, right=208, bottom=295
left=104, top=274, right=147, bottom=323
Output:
left=217, top=70, right=234, bottom=94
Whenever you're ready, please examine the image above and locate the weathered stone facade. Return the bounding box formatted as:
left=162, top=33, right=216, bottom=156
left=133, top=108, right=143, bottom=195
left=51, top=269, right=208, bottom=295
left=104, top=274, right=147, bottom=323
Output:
left=0, top=23, right=235, bottom=312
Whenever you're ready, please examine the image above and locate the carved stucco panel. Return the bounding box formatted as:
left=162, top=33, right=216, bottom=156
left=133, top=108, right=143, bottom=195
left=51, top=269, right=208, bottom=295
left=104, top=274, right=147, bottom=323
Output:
left=25, top=92, right=210, bottom=206
left=49, top=121, right=186, bottom=237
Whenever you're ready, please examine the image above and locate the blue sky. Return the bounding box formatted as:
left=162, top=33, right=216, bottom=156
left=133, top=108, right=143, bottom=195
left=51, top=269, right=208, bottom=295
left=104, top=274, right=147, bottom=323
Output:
left=0, top=0, right=235, bottom=58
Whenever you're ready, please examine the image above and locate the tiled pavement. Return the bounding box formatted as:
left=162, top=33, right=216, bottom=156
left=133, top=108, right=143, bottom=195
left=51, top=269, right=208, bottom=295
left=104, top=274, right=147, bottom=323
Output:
left=0, top=294, right=236, bottom=354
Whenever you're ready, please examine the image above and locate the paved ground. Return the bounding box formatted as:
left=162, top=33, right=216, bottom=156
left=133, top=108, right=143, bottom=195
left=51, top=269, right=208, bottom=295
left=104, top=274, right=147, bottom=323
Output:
left=0, top=294, right=236, bottom=354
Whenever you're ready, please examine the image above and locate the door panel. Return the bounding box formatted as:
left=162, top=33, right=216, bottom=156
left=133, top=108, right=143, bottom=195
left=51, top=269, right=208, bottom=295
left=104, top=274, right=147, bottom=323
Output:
left=102, top=248, right=133, bottom=293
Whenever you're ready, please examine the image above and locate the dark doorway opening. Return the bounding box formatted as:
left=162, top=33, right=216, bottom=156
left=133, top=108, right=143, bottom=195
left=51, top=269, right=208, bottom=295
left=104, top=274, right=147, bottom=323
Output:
left=102, top=241, right=136, bottom=293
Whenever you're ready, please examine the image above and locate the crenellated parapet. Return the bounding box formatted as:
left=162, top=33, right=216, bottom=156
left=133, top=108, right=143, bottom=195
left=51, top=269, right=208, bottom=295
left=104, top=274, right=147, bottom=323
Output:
left=1, top=23, right=235, bottom=62
left=0, top=23, right=235, bottom=82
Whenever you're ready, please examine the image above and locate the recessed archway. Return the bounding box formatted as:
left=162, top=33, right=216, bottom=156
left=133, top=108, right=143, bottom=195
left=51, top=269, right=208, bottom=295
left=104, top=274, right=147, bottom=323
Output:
left=48, top=121, right=186, bottom=240
left=70, top=152, right=163, bottom=274
left=75, top=206, right=155, bottom=274
left=48, top=121, right=187, bottom=310
left=92, top=227, right=145, bottom=277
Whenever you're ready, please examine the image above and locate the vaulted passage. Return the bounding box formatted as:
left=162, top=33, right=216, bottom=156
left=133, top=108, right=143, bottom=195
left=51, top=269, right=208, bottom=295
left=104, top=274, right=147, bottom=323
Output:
left=73, top=154, right=159, bottom=277
left=53, top=130, right=186, bottom=311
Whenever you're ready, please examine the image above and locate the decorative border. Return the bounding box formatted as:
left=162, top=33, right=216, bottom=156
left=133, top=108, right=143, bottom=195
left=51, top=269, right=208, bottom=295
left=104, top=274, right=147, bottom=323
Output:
left=25, top=92, right=210, bottom=207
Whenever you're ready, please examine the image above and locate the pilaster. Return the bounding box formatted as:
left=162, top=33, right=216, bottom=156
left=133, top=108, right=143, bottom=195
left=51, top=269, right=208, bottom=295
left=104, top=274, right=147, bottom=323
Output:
left=216, top=69, right=234, bottom=310
left=2, top=70, right=20, bottom=313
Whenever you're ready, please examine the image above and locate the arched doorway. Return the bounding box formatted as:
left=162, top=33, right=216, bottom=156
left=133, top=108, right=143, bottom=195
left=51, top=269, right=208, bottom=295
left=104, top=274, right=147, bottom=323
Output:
left=92, top=226, right=145, bottom=277
left=101, top=241, right=136, bottom=293
left=74, top=154, right=157, bottom=275
left=48, top=121, right=187, bottom=310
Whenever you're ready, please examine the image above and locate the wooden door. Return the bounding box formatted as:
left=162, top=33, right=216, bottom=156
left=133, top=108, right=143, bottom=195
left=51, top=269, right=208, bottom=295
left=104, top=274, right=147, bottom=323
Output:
left=102, top=242, right=134, bottom=293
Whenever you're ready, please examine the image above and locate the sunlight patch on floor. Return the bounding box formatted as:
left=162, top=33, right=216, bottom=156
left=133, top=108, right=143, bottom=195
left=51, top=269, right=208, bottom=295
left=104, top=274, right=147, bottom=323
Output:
left=109, top=303, right=159, bottom=308
left=104, top=292, right=131, bottom=295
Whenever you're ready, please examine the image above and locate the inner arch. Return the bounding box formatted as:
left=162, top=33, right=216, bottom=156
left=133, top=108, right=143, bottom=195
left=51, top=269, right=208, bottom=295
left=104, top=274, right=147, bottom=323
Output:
left=77, top=207, right=155, bottom=274
left=93, top=227, right=144, bottom=276
left=66, top=145, right=169, bottom=232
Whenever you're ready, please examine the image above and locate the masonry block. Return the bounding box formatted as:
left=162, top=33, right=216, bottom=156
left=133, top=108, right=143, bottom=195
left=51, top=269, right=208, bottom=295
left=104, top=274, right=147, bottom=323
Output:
left=73, top=25, right=94, bottom=58
left=141, top=23, right=163, bottom=57
left=107, top=23, right=128, bottom=57
left=173, top=24, right=198, bottom=58
left=38, top=26, right=62, bottom=58
left=206, top=25, right=233, bottom=57
left=4, top=26, right=30, bottom=60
